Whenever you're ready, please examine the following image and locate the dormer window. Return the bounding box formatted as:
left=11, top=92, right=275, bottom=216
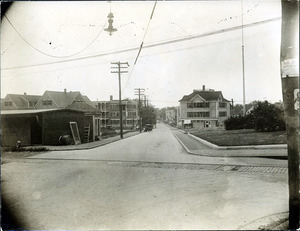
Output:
left=4, top=101, right=12, bottom=106
left=29, top=101, right=37, bottom=107
left=42, top=100, right=52, bottom=105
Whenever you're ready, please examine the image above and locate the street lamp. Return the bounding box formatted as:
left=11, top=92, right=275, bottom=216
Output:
left=104, top=12, right=117, bottom=36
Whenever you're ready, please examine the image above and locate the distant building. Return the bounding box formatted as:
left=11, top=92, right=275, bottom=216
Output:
left=178, top=85, right=231, bottom=129
left=165, top=107, right=178, bottom=126
left=93, top=95, right=140, bottom=129
left=1, top=93, right=41, bottom=110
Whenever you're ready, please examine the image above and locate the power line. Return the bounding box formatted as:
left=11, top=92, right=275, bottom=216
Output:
left=1, top=17, right=280, bottom=71
left=3, top=14, right=107, bottom=59
left=123, top=1, right=157, bottom=92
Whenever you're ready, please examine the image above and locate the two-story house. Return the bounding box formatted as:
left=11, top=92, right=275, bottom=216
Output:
left=1, top=93, right=41, bottom=110
left=179, top=86, right=231, bottom=129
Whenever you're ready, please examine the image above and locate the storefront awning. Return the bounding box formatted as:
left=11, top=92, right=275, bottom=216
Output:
left=183, top=120, right=192, bottom=124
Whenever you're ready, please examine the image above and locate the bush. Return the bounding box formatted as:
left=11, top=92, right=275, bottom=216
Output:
left=224, top=101, right=286, bottom=132
left=224, top=114, right=254, bottom=130
left=101, top=128, right=117, bottom=137
left=251, top=101, right=285, bottom=132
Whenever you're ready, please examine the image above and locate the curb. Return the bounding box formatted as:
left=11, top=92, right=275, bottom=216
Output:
left=25, top=132, right=141, bottom=152
left=187, top=133, right=287, bottom=150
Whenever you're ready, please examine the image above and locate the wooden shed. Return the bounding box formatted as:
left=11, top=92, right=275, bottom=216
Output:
left=1, top=109, right=85, bottom=146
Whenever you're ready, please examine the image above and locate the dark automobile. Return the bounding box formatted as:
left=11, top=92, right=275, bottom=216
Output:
left=144, top=124, right=153, bottom=132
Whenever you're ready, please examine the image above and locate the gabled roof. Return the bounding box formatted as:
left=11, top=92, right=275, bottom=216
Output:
left=43, top=91, right=80, bottom=108
left=82, top=95, right=96, bottom=108
left=67, top=101, right=97, bottom=112
left=5, top=94, right=41, bottom=108
left=40, top=91, right=97, bottom=112
left=179, top=90, right=230, bottom=102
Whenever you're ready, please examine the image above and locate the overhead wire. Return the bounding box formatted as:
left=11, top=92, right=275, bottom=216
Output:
left=3, top=14, right=107, bottom=59
left=1, top=17, right=280, bottom=71
left=122, top=1, right=157, bottom=96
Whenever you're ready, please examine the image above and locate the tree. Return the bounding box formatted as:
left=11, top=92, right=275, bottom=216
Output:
left=251, top=101, right=285, bottom=132
left=224, top=100, right=285, bottom=131
left=140, top=105, right=157, bottom=127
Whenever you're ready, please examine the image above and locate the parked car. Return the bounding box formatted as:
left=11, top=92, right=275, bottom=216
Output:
left=144, top=124, right=153, bottom=132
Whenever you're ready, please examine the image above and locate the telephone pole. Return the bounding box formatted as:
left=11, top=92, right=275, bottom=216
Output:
left=144, top=95, right=149, bottom=107
left=134, top=88, right=145, bottom=132
left=280, top=0, right=299, bottom=229
left=111, top=61, right=129, bottom=139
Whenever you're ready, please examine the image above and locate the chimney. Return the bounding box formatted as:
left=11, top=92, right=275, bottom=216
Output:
left=202, top=85, right=205, bottom=91
left=24, top=92, right=27, bottom=95
left=110, top=95, right=113, bottom=101
left=64, top=89, right=67, bottom=93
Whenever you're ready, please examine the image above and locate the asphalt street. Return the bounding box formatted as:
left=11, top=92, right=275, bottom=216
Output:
left=1, top=123, right=289, bottom=230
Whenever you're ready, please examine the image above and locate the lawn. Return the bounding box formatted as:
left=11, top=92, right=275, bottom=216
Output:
left=191, top=129, right=287, bottom=146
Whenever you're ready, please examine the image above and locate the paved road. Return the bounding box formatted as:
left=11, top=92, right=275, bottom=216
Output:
left=1, top=123, right=288, bottom=230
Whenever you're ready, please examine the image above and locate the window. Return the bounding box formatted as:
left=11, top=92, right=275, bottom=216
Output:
left=29, top=101, right=37, bottom=107
left=189, top=102, right=209, bottom=108
left=127, top=104, right=137, bottom=109
left=42, top=100, right=52, bottom=105
left=4, top=101, right=13, bottom=106
left=110, top=104, right=118, bottom=110
left=219, top=111, right=227, bottom=117
left=112, top=120, right=119, bottom=125
left=111, top=112, right=119, bottom=117
left=219, top=102, right=227, bottom=108
left=128, top=112, right=136, bottom=117
left=187, top=111, right=210, bottom=118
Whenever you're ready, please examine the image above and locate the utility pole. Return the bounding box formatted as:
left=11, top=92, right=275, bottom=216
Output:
left=111, top=62, right=129, bottom=139
left=134, top=88, right=145, bottom=132
left=280, top=0, right=299, bottom=229
left=241, top=0, right=246, bottom=116
left=144, top=95, right=149, bottom=107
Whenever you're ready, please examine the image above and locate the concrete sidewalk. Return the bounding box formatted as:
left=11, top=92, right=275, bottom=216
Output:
left=187, top=131, right=287, bottom=150
left=173, top=130, right=287, bottom=158
left=177, top=128, right=287, bottom=150
left=24, top=131, right=141, bottom=151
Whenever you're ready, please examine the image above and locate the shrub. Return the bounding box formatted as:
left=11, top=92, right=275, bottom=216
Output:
left=251, top=101, right=285, bottom=132
left=224, top=101, right=286, bottom=132
left=224, top=114, right=254, bottom=130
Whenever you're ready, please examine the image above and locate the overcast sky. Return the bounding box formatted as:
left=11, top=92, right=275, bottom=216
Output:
left=1, top=1, right=283, bottom=108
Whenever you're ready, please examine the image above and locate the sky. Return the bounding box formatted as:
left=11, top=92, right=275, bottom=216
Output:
left=1, top=1, right=284, bottom=108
